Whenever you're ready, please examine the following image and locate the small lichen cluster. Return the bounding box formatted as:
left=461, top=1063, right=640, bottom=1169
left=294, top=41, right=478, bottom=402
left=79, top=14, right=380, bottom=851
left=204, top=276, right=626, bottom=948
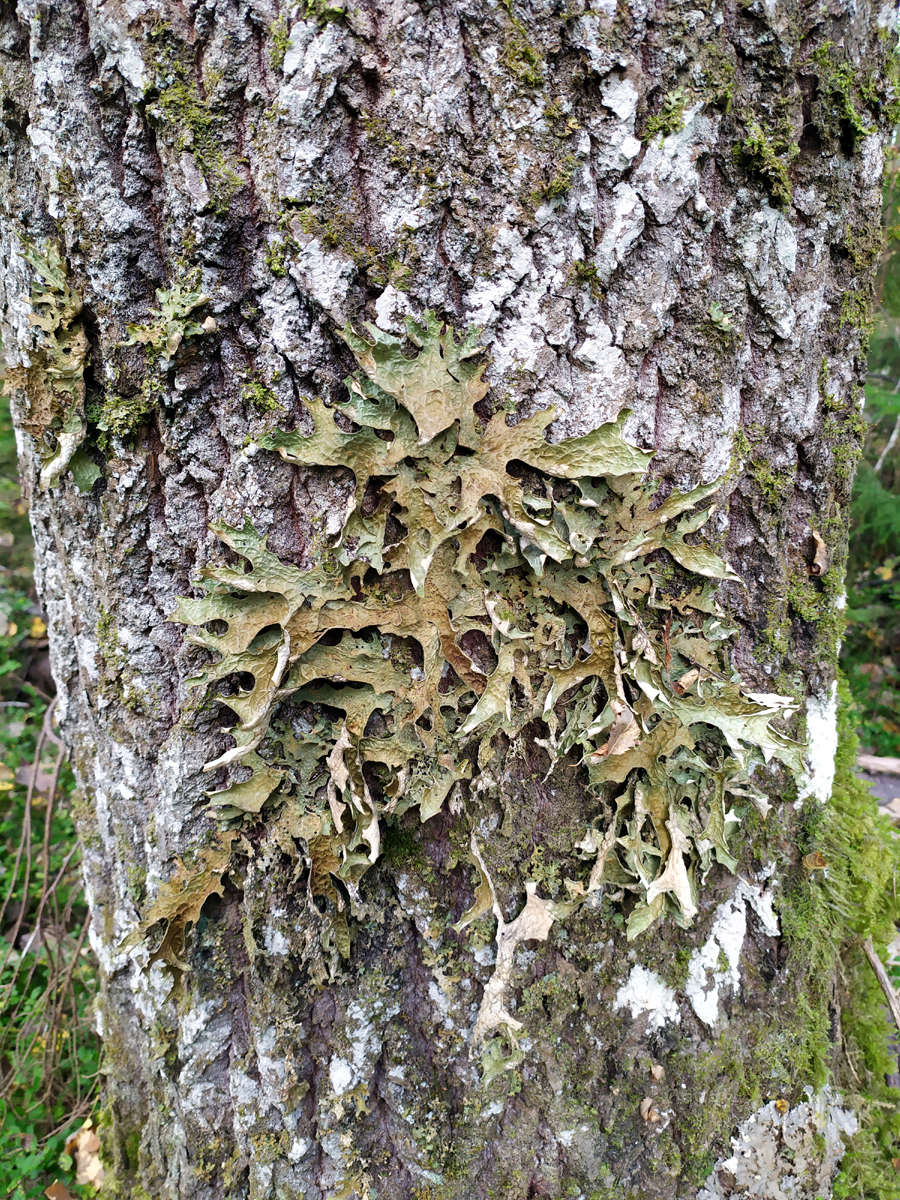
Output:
left=644, top=88, right=688, bottom=142
left=12, top=249, right=219, bottom=476
left=4, top=243, right=90, bottom=489
left=169, top=316, right=800, bottom=997
left=124, top=280, right=215, bottom=365
left=107, top=279, right=216, bottom=445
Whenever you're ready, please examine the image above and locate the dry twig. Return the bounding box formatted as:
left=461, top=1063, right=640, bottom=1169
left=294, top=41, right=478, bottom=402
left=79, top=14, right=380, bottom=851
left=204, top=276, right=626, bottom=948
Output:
left=862, top=936, right=900, bottom=1036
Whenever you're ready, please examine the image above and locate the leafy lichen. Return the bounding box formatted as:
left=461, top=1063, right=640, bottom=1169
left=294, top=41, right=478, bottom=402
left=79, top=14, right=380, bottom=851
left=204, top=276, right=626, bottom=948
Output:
left=124, top=280, right=214, bottom=364
left=3, top=242, right=89, bottom=489
left=120, top=832, right=238, bottom=996
left=165, top=315, right=802, bottom=1038
left=704, top=301, right=737, bottom=345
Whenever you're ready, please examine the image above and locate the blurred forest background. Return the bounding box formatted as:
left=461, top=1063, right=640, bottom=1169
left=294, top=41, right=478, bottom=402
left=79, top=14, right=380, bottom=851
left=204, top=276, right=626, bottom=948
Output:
left=1, top=144, right=900, bottom=1198
left=0, top=342, right=99, bottom=1196
left=847, top=137, right=900, bottom=758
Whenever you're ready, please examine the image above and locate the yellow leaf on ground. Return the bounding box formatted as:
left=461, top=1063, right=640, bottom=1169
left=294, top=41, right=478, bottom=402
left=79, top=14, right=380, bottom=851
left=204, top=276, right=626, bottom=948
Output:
left=65, top=1118, right=105, bottom=1187
left=44, top=1182, right=75, bottom=1200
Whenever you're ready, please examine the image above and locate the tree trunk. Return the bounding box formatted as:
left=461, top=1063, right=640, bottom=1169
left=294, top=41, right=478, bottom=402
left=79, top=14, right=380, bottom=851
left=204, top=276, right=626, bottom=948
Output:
left=0, top=0, right=895, bottom=1195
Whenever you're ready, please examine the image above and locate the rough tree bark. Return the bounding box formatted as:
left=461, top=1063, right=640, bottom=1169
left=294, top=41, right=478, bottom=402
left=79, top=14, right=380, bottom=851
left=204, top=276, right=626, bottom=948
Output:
left=0, top=0, right=896, bottom=1196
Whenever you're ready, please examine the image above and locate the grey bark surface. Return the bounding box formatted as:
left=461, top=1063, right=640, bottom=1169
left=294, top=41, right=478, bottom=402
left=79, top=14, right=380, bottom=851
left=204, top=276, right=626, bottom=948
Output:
left=0, top=0, right=894, bottom=1196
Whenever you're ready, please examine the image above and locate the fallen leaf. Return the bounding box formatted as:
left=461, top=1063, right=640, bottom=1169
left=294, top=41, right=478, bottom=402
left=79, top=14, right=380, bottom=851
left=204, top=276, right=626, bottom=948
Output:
left=65, top=1118, right=104, bottom=1187
left=650, top=1063, right=665, bottom=1081
left=640, top=1097, right=661, bottom=1122
left=803, top=852, right=828, bottom=872
left=857, top=753, right=900, bottom=776
left=15, top=761, right=57, bottom=793
left=810, top=530, right=828, bottom=576
left=44, top=1182, right=75, bottom=1200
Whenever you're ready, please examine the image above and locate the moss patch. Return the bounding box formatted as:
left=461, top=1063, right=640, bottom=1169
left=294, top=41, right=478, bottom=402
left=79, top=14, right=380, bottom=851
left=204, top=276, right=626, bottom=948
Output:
left=811, top=44, right=876, bottom=154
left=568, top=260, right=604, bottom=299
left=501, top=19, right=543, bottom=88
left=783, top=681, right=900, bottom=1198
left=644, top=89, right=687, bottom=142
left=531, top=153, right=577, bottom=204
left=734, top=120, right=798, bottom=208
left=268, top=15, right=292, bottom=72
left=146, top=23, right=243, bottom=215
left=840, top=290, right=875, bottom=335
left=241, top=381, right=282, bottom=414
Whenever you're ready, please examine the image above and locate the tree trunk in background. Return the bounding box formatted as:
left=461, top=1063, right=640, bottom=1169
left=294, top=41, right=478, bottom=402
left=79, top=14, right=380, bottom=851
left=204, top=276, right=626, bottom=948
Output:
left=0, top=0, right=895, bottom=1196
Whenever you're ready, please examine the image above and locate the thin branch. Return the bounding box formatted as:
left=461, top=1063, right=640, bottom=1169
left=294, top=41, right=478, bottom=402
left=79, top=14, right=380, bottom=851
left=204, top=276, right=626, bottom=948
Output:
left=862, top=936, right=900, bottom=1036
left=874, top=412, right=900, bottom=473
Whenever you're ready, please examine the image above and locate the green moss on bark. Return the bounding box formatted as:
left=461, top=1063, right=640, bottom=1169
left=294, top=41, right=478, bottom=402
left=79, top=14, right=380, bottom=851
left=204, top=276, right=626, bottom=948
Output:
left=784, top=681, right=900, bottom=1198
left=145, top=24, right=243, bottom=215
left=811, top=45, right=877, bottom=153
left=734, top=120, right=798, bottom=208
left=643, top=89, right=687, bottom=142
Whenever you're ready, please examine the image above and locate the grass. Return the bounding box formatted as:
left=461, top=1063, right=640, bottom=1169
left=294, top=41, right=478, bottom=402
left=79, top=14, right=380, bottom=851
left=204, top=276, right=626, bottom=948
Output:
left=843, top=135, right=900, bottom=753
left=0, top=392, right=101, bottom=1200
left=842, top=373, right=900, bottom=756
